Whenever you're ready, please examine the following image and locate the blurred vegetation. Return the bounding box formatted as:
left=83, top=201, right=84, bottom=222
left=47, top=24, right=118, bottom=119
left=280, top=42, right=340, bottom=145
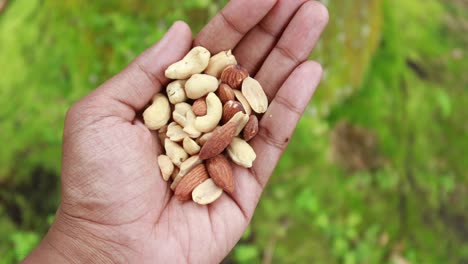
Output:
left=0, top=0, right=467, bottom=263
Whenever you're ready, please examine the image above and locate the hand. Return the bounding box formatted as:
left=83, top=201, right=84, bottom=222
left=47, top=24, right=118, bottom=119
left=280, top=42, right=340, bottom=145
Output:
left=24, top=0, right=328, bottom=263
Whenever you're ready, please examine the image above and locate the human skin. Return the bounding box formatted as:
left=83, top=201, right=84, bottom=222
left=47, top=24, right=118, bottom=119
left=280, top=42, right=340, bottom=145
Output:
left=23, top=0, right=328, bottom=263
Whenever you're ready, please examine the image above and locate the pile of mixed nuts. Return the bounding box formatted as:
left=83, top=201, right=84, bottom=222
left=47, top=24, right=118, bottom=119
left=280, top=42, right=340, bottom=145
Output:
left=143, top=46, right=268, bottom=205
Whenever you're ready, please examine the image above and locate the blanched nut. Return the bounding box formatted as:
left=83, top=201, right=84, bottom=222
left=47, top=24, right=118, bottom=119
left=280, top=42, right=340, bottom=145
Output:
left=194, top=93, right=222, bottom=133
left=204, top=50, right=238, bottom=78
left=165, top=46, right=210, bottom=79
left=173, top=103, right=202, bottom=138
left=183, top=124, right=202, bottom=139
left=143, top=93, right=171, bottom=130
left=242, top=77, right=268, bottom=113
left=167, top=122, right=189, bottom=142
left=166, top=80, right=187, bottom=104
left=192, top=178, right=223, bottom=205
left=165, top=139, right=188, bottom=167
left=233, top=90, right=252, bottom=115
left=227, top=137, right=256, bottom=168
left=157, top=155, right=174, bottom=181
left=227, top=112, right=249, bottom=136
left=173, top=103, right=192, bottom=127
left=171, top=155, right=202, bottom=190
left=178, top=155, right=202, bottom=177
left=185, top=74, right=219, bottom=99
left=183, top=137, right=201, bottom=155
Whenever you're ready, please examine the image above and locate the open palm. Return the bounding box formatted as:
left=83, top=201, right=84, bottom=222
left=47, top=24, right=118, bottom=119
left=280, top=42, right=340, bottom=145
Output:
left=35, top=0, right=328, bottom=263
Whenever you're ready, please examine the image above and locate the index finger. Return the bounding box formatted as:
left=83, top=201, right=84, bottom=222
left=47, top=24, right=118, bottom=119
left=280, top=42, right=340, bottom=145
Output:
left=194, top=0, right=277, bottom=54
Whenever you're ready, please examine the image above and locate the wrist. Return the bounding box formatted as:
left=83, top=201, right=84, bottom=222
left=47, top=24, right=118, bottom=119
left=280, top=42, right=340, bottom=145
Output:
left=22, top=207, right=127, bottom=263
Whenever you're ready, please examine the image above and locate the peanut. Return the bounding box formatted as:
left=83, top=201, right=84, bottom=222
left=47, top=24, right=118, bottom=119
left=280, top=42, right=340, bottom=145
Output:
left=242, top=77, right=268, bottom=113
left=227, top=137, right=256, bottom=168
left=157, top=155, right=174, bottom=181
left=192, top=178, right=223, bottom=205
left=165, top=139, right=188, bottom=167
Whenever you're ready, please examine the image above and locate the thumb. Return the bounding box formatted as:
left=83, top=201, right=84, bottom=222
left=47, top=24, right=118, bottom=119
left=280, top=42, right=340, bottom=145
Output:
left=84, top=21, right=193, bottom=121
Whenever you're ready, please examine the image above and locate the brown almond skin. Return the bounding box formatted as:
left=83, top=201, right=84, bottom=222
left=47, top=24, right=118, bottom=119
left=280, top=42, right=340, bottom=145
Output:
left=175, top=164, right=209, bottom=201
left=206, top=155, right=234, bottom=194
left=217, top=83, right=235, bottom=104
left=243, top=115, right=259, bottom=141
left=222, top=100, right=245, bottom=124
left=220, top=65, right=249, bottom=89
left=158, top=125, right=168, bottom=146
left=192, top=97, right=207, bottom=116
left=199, top=122, right=237, bottom=160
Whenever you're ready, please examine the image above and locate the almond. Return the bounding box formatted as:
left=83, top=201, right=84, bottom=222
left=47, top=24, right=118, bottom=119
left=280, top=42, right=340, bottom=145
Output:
left=222, top=100, right=245, bottom=124
left=192, top=178, right=223, bottom=205
left=171, top=155, right=202, bottom=190
left=220, top=65, right=249, bottom=89
left=199, top=122, right=236, bottom=160
left=196, top=130, right=216, bottom=146
left=174, top=164, right=209, bottom=201
left=192, top=97, right=207, bottom=116
left=217, top=83, right=235, bottom=104
left=206, top=155, right=234, bottom=194
left=243, top=115, right=259, bottom=141
left=228, top=111, right=249, bottom=136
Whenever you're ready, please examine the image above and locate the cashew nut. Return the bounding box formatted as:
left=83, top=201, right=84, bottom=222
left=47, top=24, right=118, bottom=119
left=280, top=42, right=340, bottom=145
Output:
left=165, top=46, right=211, bottom=80
left=166, top=80, right=187, bottom=104
left=157, top=155, right=174, bottom=181
left=143, top=93, right=171, bottom=130
left=204, top=50, right=238, bottom=78
left=227, top=137, right=256, bottom=168
left=185, top=74, right=219, bottom=99
left=165, top=139, right=188, bottom=167
left=194, top=93, right=222, bottom=133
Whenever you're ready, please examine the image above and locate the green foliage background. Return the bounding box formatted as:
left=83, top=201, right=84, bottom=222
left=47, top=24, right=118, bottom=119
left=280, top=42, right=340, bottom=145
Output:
left=0, top=0, right=466, bottom=263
